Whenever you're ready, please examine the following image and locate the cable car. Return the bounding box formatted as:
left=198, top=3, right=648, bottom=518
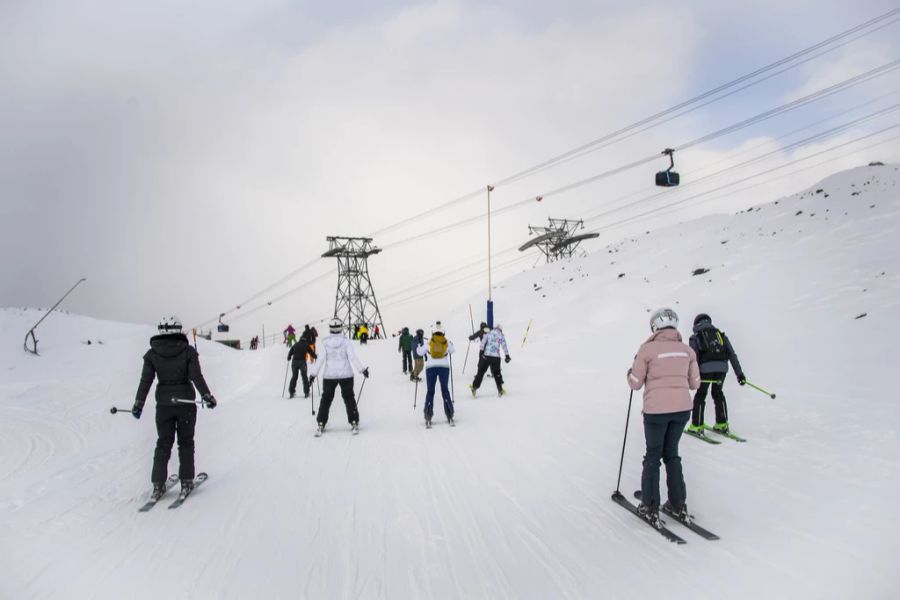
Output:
left=655, top=148, right=680, bottom=187
left=217, top=314, right=230, bottom=333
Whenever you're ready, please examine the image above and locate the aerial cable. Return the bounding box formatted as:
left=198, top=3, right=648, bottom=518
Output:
left=369, top=6, right=900, bottom=239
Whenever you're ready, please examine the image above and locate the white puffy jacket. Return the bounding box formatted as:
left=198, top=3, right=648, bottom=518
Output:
left=309, top=334, right=366, bottom=380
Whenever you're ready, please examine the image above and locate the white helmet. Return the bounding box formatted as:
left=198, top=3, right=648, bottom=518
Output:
left=649, top=308, right=679, bottom=332
left=431, top=321, right=444, bottom=335
left=328, top=317, right=343, bottom=334
left=158, top=315, right=183, bottom=335
left=493, top=323, right=503, bottom=332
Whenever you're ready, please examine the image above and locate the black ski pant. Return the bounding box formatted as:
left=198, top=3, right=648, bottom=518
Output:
left=317, top=377, right=359, bottom=426
left=289, top=360, right=309, bottom=396
left=401, top=349, right=413, bottom=373
left=641, top=410, right=690, bottom=509
left=471, top=355, right=503, bottom=391
left=692, top=372, right=728, bottom=426
left=152, top=404, right=197, bottom=484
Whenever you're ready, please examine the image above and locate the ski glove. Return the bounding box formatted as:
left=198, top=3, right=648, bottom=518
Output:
left=737, top=374, right=746, bottom=385
left=362, top=368, right=370, bottom=379
left=309, top=375, right=316, bottom=385
left=203, top=394, right=217, bottom=409
left=504, top=355, right=511, bottom=363
left=131, top=405, right=142, bottom=420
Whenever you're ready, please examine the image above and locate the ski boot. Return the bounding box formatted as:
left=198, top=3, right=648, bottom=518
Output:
left=351, top=421, right=359, bottom=435
left=425, top=416, right=432, bottom=429
left=637, top=503, right=660, bottom=527
left=447, top=416, right=455, bottom=427
left=180, top=479, right=194, bottom=496
left=289, top=392, right=295, bottom=399
left=712, top=422, right=730, bottom=434
left=151, top=482, right=166, bottom=500
left=687, top=423, right=705, bottom=435
left=498, top=387, right=506, bottom=397
left=468, top=384, right=477, bottom=398
left=315, top=423, right=325, bottom=437
left=663, top=501, right=689, bottom=521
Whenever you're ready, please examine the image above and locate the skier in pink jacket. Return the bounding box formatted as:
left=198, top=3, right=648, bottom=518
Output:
left=627, top=308, right=701, bottom=525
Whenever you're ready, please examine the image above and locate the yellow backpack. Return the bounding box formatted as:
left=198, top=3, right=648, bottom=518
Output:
left=429, top=333, right=448, bottom=359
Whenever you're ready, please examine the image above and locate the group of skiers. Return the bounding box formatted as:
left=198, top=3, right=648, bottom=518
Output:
left=131, top=309, right=747, bottom=528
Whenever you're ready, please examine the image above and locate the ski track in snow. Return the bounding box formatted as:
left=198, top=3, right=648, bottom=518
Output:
left=1, top=166, right=900, bottom=599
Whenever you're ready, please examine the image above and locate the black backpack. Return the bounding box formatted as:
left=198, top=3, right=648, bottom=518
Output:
left=697, top=328, right=727, bottom=361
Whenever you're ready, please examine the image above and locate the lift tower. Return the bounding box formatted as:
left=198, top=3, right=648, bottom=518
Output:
left=322, top=236, right=385, bottom=337
left=518, top=218, right=599, bottom=263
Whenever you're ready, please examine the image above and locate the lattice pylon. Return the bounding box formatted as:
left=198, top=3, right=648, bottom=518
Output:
left=322, top=236, right=385, bottom=337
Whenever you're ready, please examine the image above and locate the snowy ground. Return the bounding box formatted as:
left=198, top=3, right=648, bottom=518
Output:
left=1, top=164, right=899, bottom=599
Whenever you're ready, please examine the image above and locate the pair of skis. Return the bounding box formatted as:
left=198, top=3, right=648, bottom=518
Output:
left=315, top=424, right=359, bottom=437
left=138, top=472, right=208, bottom=512
left=426, top=418, right=455, bottom=429
left=611, top=490, right=720, bottom=544
left=684, top=425, right=747, bottom=444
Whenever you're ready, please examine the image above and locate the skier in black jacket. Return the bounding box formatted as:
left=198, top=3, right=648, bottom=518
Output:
left=687, top=313, right=745, bottom=435
left=287, top=334, right=317, bottom=398
left=132, top=316, right=217, bottom=498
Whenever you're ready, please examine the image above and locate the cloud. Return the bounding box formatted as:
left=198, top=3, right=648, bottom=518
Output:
left=1, top=0, right=898, bottom=339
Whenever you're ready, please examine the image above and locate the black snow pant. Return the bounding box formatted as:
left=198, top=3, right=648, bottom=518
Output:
left=401, top=349, right=413, bottom=373
left=641, top=410, right=690, bottom=509
left=471, top=355, right=503, bottom=391
left=317, top=377, right=359, bottom=426
left=152, top=404, right=197, bottom=484
left=289, top=360, right=309, bottom=396
left=692, top=372, right=728, bottom=426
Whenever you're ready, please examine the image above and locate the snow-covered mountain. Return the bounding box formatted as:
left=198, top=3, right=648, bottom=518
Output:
left=1, top=164, right=898, bottom=599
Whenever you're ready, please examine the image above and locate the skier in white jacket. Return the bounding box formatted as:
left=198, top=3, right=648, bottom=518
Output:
left=309, top=317, right=369, bottom=434
left=415, top=321, right=455, bottom=427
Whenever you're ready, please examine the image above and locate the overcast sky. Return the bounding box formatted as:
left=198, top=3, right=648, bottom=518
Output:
left=2, top=0, right=899, bottom=343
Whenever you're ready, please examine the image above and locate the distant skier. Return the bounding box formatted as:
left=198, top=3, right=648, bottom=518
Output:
left=287, top=333, right=317, bottom=398
left=373, top=324, right=380, bottom=339
left=284, top=324, right=296, bottom=347
left=409, top=328, right=426, bottom=382
left=132, top=316, right=217, bottom=499
left=468, top=321, right=490, bottom=367
left=627, top=308, right=700, bottom=525
left=398, top=326, right=414, bottom=374
left=415, top=322, right=455, bottom=427
left=687, top=313, right=745, bottom=435
left=359, top=323, right=369, bottom=345
left=309, top=317, right=369, bottom=435
left=469, top=324, right=510, bottom=397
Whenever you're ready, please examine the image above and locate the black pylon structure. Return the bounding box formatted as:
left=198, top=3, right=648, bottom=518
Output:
left=321, top=236, right=385, bottom=338
left=518, top=218, right=599, bottom=263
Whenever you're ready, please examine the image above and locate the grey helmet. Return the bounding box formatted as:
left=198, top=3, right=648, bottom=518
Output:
left=158, top=315, right=183, bottom=335
left=649, top=308, right=679, bottom=332
left=328, top=317, right=343, bottom=334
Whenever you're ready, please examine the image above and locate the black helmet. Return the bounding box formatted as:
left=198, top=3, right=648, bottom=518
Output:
left=694, top=313, right=711, bottom=326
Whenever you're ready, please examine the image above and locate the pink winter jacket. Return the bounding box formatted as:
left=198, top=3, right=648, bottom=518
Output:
left=627, top=328, right=701, bottom=415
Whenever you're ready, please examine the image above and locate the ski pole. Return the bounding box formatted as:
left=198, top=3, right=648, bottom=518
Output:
left=356, top=376, right=367, bottom=407
left=109, top=406, right=135, bottom=415
left=449, top=353, right=456, bottom=406
left=414, top=377, right=419, bottom=410
left=745, top=380, right=777, bottom=399
left=311, top=378, right=316, bottom=416
left=462, top=340, right=472, bottom=375
left=282, top=361, right=289, bottom=398
left=171, top=397, right=206, bottom=407
left=614, top=389, right=634, bottom=496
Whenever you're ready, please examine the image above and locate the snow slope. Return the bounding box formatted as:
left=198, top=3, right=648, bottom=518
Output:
left=1, top=164, right=899, bottom=599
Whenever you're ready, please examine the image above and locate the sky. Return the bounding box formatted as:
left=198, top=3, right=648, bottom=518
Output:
left=2, top=0, right=900, bottom=343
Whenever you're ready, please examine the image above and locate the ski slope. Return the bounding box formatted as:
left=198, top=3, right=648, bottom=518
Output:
left=1, top=164, right=899, bottom=599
